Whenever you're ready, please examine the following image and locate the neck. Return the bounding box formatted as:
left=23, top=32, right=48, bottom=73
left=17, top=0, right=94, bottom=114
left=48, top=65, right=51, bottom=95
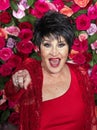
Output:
left=42, top=64, right=68, bottom=79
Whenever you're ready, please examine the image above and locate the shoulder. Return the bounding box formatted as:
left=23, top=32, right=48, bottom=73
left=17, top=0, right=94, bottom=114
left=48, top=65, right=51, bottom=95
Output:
left=67, top=62, right=91, bottom=85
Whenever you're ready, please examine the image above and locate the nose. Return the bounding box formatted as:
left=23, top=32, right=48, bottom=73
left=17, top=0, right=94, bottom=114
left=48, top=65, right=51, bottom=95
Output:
left=50, top=46, right=58, bottom=56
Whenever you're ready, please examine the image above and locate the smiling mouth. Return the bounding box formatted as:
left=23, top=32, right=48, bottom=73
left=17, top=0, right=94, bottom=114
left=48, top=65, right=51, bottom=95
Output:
left=49, top=58, right=60, bottom=67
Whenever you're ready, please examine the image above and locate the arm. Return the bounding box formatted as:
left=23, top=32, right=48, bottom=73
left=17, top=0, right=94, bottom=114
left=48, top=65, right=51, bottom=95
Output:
left=4, top=58, right=35, bottom=103
left=5, top=69, right=31, bottom=103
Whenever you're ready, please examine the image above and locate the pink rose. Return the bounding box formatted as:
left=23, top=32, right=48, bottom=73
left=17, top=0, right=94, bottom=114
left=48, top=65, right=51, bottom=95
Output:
left=72, top=38, right=88, bottom=52
left=0, top=62, right=13, bottom=76
left=0, top=11, right=11, bottom=24
left=75, top=14, right=91, bottom=30
left=6, top=38, right=16, bottom=48
left=87, top=23, right=97, bottom=36
left=5, top=26, right=20, bottom=37
left=0, top=0, right=10, bottom=10
left=78, top=31, right=88, bottom=41
left=74, top=0, right=90, bottom=8
left=16, top=40, right=34, bottom=54
left=13, top=9, right=25, bottom=19
left=87, top=5, right=97, bottom=20
left=0, top=28, right=8, bottom=39
left=0, top=37, right=5, bottom=49
left=91, top=40, right=97, bottom=50
left=0, top=47, right=13, bottom=61
left=60, top=5, right=74, bottom=17
left=18, top=29, right=33, bottom=40
left=46, top=1, right=58, bottom=11
left=18, top=0, right=29, bottom=11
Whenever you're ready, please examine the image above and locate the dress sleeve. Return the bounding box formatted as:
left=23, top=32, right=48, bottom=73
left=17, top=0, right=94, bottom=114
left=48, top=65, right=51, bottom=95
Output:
left=4, top=58, right=35, bottom=104
left=76, top=65, right=97, bottom=130
left=4, top=58, right=43, bottom=130
left=5, top=78, right=25, bottom=103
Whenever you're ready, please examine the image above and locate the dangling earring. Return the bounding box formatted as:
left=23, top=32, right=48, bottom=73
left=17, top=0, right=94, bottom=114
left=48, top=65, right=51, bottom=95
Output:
left=34, top=46, right=41, bottom=56
left=34, top=46, right=39, bottom=53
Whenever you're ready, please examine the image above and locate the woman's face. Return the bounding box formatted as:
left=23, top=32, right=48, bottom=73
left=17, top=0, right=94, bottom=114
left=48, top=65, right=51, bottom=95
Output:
left=40, top=35, right=69, bottom=74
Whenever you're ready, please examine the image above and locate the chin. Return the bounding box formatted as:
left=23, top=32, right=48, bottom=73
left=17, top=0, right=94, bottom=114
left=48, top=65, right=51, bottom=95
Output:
left=48, top=67, right=63, bottom=74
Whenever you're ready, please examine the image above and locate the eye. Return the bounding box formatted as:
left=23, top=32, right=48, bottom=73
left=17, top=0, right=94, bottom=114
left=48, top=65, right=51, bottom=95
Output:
left=58, top=42, right=66, bottom=48
left=43, top=43, right=51, bottom=48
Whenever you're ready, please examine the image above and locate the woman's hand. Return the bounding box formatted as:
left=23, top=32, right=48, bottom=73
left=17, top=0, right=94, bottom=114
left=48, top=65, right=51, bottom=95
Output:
left=12, top=69, right=31, bottom=90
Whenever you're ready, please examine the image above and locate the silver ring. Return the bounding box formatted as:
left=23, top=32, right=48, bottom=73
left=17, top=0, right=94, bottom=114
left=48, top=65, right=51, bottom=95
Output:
left=16, top=79, right=18, bottom=84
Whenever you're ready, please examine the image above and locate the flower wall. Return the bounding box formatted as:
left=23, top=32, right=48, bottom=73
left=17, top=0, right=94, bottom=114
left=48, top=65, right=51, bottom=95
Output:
left=0, top=0, right=97, bottom=125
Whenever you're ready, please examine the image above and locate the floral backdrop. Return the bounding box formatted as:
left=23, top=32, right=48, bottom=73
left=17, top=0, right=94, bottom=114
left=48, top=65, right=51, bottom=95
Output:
left=0, top=0, right=97, bottom=126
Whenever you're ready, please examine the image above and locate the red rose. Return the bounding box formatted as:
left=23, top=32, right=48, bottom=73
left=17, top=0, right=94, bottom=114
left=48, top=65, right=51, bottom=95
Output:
left=0, top=62, right=13, bottom=76
left=8, top=112, right=20, bottom=126
left=91, top=64, right=97, bottom=88
left=52, top=0, right=64, bottom=11
left=0, top=47, right=13, bottom=61
left=19, top=22, right=33, bottom=30
left=0, top=11, right=11, bottom=24
left=71, top=4, right=80, bottom=13
left=30, top=1, right=49, bottom=18
left=75, top=14, right=91, bottom=30
left=0, top=37, right=5, bottom=49
left=7, top=54, right=22, bottom=68
left=18, top=29, right=33, bottom=41
left=0, top=103, right=7, bottom=110
left=16, top=40, right=34, bottom=54
left=83, top=52, right=92, bottom=63
left=72, top=38, right=88, bottom=52
left=72, top=53, right=86, bottom=64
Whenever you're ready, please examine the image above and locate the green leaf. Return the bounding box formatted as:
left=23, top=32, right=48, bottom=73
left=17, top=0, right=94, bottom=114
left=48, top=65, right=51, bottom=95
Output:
left=93, top=53, right=97, bottom=63
left=72, top=10, right=87, bottom=19
left=30, top=52, right=41, bottom=61
left=27, top=0, right=35, bottom=6
left=19, top=14, right=36, bottom=24
left=88, top=34, right=97, bottom=44
left=0, top=110, right=10, bottom=123
left=0, top=76, right=10, bottom=90
left=93, top=0, right=97, bottom=4
left=10, top=0, right=18, bottom=11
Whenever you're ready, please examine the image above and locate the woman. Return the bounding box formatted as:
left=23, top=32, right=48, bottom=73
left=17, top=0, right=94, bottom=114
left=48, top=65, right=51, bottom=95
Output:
left=5, top=11, right=97, bottom=130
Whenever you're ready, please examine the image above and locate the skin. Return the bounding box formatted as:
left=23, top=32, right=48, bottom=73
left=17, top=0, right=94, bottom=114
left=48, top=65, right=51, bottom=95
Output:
left=12, top=35, right=71, bottom=101
left=12, top=35, right=97, bottom=129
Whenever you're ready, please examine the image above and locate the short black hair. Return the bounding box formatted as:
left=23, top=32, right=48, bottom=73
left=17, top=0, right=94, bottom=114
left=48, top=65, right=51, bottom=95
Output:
left=33, top=11, right=75, bottom=51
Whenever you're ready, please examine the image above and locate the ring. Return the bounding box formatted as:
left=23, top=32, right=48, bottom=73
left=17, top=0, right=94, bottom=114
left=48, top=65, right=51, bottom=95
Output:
left=16, top=79, right=18, bottom=84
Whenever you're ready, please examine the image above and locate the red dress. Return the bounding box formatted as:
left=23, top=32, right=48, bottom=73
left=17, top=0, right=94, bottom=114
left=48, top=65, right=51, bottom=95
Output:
left=5, top=58, right=97, bottom=130
left=39, top=64, right=86, bottom=130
